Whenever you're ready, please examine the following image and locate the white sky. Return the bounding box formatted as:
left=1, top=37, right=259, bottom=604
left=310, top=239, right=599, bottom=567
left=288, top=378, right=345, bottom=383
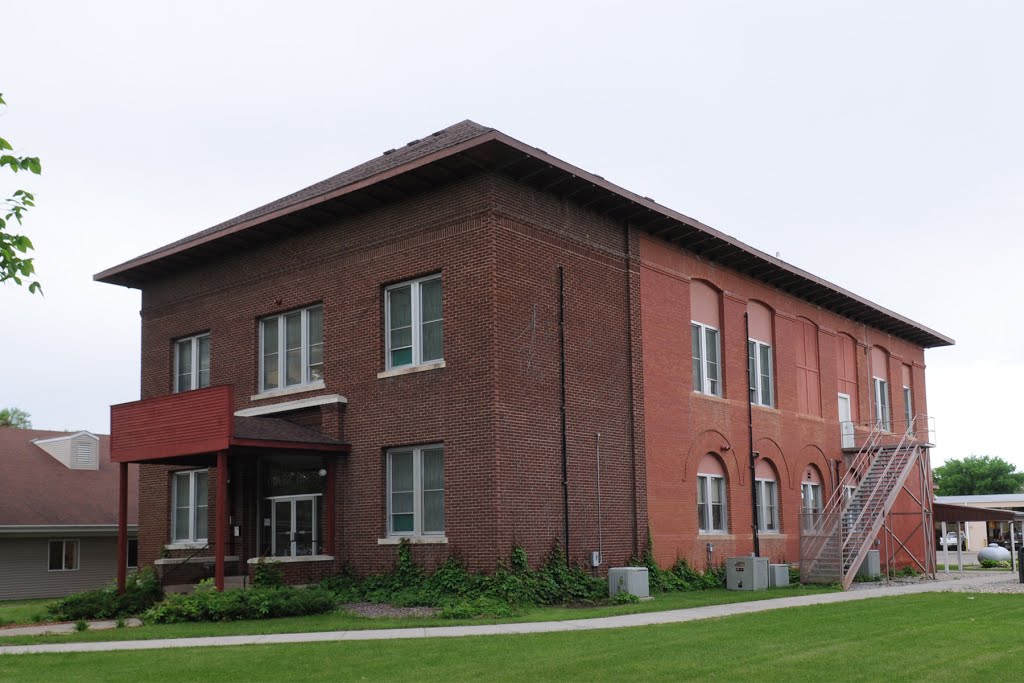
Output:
left=2, top=1, right=1021, bottom=467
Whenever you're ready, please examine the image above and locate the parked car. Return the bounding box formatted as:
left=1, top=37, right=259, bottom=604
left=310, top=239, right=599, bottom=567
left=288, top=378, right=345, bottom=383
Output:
left=940, top=531, right=966, bottom=550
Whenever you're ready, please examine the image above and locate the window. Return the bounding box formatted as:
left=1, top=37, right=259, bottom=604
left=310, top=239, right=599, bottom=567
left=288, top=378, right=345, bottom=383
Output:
left=48, top=539, right=79, bottom=571
left=127, top=539, right=139, bottom=569
left=801, top=483, right=823, bottom=531
left=903, top=386, right=912, bottom=427
left=748, top=340, right=773, bottom=407
left=873, top=377, right=891, bottom=431
left=260, top=306, right=323, bottom=392
left=691, top=323, right=721, bottom=396
left=755, top=479, right=779, bottom=532
left=174, top=333, right=210, bottom=392
left=387, top=445, right=444, bottom=536
left=697, top=454, right=728, bottom=533
left=171, top=470, right=208, bottom=544
left=385, top=275, right=443, bottom=370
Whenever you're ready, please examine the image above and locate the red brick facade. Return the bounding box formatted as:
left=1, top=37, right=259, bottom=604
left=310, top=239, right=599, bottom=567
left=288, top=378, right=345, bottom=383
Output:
left=108, top=125, right=943, bottom=583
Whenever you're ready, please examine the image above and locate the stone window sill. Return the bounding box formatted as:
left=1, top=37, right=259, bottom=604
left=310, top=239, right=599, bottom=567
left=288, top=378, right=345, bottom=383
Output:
left=377, top=536, right=448, bottom=545
left=377, top=361, right=446, bottom=380
left=250, top=380, right=326, bottom=402
left=155, top=555, right=240, bottom=565
left=164, top=543, right=208, bottom=551
left=246, top=555, right=335, bottom=565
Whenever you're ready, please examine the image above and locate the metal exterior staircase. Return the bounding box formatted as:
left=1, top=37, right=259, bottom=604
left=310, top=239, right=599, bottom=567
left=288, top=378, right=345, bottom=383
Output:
left=800, top=417, right=927, bottom=589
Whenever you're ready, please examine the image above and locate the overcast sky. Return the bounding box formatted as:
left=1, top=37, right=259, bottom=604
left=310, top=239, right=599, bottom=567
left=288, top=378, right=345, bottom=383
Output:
left=2, top=1, right=1021, bottom=468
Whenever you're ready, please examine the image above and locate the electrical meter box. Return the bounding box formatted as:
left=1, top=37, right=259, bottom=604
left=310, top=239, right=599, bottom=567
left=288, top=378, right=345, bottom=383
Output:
left=768, top=564, right=790, bottom=588
left=608, top=567, right=650, bottom=598
left=726, top=557, right=769, bottom=591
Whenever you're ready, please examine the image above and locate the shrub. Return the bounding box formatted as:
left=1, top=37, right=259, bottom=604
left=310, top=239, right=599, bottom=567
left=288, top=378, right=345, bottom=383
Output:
left=980, top=559, right=1011, bottom=569
left=613, top=591, right=640, bottom=605
left=73, top=620, right=89, bottom=632
left=48, top=568, right=163, bottom=621
left=252, top=558, right=286, bottom=588
left=143, top=585, right=336, bottom=624
left=439, top=597, right=520, bottom=620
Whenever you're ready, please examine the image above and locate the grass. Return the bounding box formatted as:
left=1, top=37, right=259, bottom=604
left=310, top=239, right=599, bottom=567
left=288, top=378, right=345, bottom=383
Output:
left=0, top=599, right=51, bottom=627
left=0, top=593, right=1019, bottom=681
left=0, top=585, right=834, bottom=645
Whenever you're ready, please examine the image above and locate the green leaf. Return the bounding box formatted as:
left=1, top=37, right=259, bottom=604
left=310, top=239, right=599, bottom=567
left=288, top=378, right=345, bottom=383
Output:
left=25, top=157, right=41, bottom=174
left=0, top=137, right=12, bottom=151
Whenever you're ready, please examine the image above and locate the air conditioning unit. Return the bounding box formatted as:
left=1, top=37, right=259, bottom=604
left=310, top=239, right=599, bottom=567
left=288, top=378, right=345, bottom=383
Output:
left=768, top=564, right=790, bottom=588
left=608, top=566, right=650, bottom=598
left=726, top=557, right=769, bottom=591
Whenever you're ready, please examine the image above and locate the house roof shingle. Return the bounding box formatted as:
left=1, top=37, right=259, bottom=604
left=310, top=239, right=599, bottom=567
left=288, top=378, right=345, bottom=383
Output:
left=0, top=428, right=139, bottom=528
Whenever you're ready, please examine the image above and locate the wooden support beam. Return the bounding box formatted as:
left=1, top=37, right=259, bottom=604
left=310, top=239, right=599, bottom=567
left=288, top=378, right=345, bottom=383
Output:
left=117, top=463, right=128, bottom=594
left=215, top=451, right=227, bottom=592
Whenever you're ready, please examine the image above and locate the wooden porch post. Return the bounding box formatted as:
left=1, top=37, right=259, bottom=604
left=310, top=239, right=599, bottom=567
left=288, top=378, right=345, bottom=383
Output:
left=117, top=463, right=128, bottom=594
left=215, top=451, right=227, bottom=591
left=325, top=457, right=337, bottom=557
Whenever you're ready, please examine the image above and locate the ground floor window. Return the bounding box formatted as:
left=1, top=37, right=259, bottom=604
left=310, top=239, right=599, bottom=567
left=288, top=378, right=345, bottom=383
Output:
left=387, top=444, right=445, bottom=537
left=127, top=538, right=139, bottom=568
left=755, top=479, right=779, bottom=532
left=171, top=469, right=208, bottom=544
left=48, top=539, right=79, bottom=571
left=801, top=482, right=823, bottom=531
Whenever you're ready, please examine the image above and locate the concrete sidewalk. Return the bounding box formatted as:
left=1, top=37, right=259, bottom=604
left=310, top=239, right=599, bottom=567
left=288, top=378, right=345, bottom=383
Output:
left=0, top=573, right=1008, bottom=656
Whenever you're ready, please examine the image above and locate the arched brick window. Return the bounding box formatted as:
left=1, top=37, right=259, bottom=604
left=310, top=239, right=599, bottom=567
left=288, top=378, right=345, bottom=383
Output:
left=801, top=465, right=824, bottom=531
left=747, top=301, right=773, bottom=407
left=754, top=458, right=779, bottom=533
left=691, top=281, right=722, bottom=396
left=697, top=453, right=728, bottom=533
left=871, top=346, right=891, bottom=431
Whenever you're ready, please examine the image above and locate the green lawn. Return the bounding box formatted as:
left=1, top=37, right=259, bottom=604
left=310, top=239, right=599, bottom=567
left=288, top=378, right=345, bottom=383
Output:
left=0, top=599, right=51, bottom=627
left=0, top=585, right=833, bottom=645
left=0, top=593, right=1018, bottom=681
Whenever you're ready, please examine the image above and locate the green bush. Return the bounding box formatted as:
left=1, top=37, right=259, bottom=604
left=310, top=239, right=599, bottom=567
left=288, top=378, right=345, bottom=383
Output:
left=980, top=559, right=1011, bottom=569
left=439, top=597, right=520, bottom=619
left=143, top=584, right=336, bottom=623
left=48, top=568, right=163, bottom=621
left=629, top=534, right=725, bottom=593
left=612, top=591, right=640, bottom=605
left=252, top=558, right=286, bottom=588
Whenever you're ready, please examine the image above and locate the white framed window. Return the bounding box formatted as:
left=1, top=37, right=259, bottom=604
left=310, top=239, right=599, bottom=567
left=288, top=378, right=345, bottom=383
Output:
left=174, top=333, right=211, bottom=393
left=697, top=474, right=727, bottom=533
left=748, top=339, right=773, bottom=407
left=387, top=444, right=444, bottom=536
left=801, top=482, right=822, bottom=531
left=385, top=274, right=443, bottom=370
left=873, top=377, right=891, bottom=431
left=903, top=385, right=913, bottom=427
left=48, top=539, right=79, bottom=571
left=171, top=469, right=209, bottom=544
left=691, top=322, right=721, bottom=396
left=260, top=305, right=323, bottom=392
left=755, top=479, right=779, bottom=533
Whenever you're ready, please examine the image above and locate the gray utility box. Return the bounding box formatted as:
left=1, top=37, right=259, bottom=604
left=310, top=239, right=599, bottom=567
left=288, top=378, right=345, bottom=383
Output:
left=608, top=567, right=650, bottom=598
left=857, top=550, right=881, bottom=579
left=726, top=557, right=769, bottom=591
left=768, top=564, right=790, bottom=588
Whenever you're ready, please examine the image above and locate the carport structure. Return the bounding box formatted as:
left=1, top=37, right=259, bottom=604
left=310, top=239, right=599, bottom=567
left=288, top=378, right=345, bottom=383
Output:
left=933, top=502, right=1024, bottom=572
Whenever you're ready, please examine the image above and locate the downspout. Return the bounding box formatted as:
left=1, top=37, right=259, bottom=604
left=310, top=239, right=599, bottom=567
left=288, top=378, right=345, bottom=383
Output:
left=559, top=265, right=570, bottom=562
left=745, top=312, right=761, bottom=557
left=623, top=223, right=639, bottom=553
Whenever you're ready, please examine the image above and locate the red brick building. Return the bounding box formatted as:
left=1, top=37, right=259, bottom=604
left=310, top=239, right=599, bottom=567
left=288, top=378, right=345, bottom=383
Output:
left=96, top=121, right=951, bottom=589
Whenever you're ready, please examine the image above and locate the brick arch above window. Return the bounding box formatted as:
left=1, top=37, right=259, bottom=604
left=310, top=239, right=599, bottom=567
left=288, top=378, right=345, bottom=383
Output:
left=690, top=279, right=722, bottom=328
left=794, top=444, right=831, bottom=491
left=753, top=437, right=791, bottom=490
left=684, top=429, right=744, bottom=485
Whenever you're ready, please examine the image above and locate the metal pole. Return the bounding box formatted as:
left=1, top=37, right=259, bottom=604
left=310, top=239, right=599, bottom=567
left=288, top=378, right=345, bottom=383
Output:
left=117, top=463, right=128, bottom=594
left=1011, top=521, right=1017, bottom=573
left=956, top=521, right=963, bottom=571
left=941, top=521, right=949, bottom=575
left=595, top=432, right=603, bottom=565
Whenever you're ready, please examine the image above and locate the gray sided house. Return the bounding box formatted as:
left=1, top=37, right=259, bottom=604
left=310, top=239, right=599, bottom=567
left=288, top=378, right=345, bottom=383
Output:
left=0, top=428, right=139, bottom=600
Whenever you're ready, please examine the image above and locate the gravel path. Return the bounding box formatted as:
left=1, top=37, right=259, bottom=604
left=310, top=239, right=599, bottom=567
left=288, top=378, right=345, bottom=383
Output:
left=848, top=570, right=1024, bottom=594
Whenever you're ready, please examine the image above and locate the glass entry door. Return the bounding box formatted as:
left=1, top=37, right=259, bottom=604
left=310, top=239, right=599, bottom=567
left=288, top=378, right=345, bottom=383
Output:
left=270, top=495, right=319, bottom=557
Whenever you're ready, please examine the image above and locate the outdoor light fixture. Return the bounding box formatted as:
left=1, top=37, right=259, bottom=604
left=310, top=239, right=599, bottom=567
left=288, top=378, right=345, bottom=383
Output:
left=318, top=468, right=327, bottom=477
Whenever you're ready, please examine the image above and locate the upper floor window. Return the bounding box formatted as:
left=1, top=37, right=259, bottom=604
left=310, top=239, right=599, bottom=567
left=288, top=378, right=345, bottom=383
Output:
left=697, top=453, right=727, bottom=533
left=174, top=333, right=210, bottom=393
left=747, top=302, right=773, bottom=407
left=172, top=469, right=208, bottom=544
left=871, top=346, right=890, bottom=431
left=387, top=444, right=445, bottom=537
left=260, top=306, right=323, bottom=392
left=754, top=459, right=779, bottom=533
left=691, top=323, right=721, bottom=396
left=836, top=333, right=860, bottom=423
left=902, top=363, right=914, bottom=429
left=690, top=280, right=722, bottom=396
left=873, top=377, right=891, bottom=431
left=386, top=275, right=443, bottom=370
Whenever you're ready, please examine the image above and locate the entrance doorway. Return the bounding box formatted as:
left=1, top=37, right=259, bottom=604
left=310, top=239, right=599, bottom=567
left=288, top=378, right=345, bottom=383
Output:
left=838, top=393, right=854, bottom=449
left=269, top=494, right=320, bottom=557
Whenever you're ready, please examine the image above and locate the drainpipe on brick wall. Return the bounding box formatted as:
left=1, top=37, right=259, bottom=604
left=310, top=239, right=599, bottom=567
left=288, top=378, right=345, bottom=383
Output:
left=559, top=265, right=570, bottom=563
left=745, top=312, right=761, bottom=558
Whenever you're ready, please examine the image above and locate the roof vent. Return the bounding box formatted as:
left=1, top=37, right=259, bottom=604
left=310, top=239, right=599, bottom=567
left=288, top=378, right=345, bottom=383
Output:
left=406, top=139, right=421, bottom=147
left=382, top=148, right=396, bottom=156
left=32, top=431, right=100, bottom=471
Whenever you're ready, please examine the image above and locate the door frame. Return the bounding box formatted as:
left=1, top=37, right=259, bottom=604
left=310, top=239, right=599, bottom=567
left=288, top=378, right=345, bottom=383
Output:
left=268, top=493, right=321, bottom=557
left=837, top=393, right=854, bottom=449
